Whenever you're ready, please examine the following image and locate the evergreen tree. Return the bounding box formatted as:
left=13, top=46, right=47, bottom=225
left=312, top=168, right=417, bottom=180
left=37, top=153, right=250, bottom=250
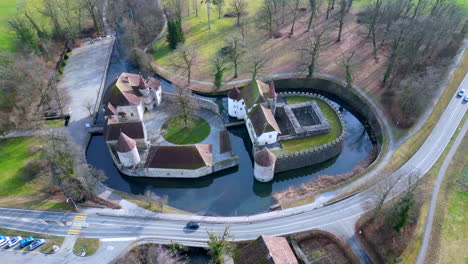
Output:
left=166, top=19, right=178, bottom=49
left=166, top=19, right=185, bottom=50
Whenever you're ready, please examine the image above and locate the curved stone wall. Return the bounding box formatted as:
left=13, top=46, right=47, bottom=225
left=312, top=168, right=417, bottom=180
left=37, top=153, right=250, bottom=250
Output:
left=162, top=92, right=221, bottom=114
left=273, top=78, right=383, bottom=148
left=274, top=92, right=346, bottom=173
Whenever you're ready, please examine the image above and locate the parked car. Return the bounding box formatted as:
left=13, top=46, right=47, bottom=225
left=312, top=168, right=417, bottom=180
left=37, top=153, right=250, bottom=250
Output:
left=0, top=235, right=5, bottom=244
left=7, top=236, right=22, bottom=248
left=29, top=239, right=45, bottom=251
left=464, top=95, right=468, bottom=102
left=0, top=236, right=10, bottom=247
left=19, top=237, right=34, bottom=248
left=458, top=89, right=465, bottom=97
left=185, top=222, right=201, bottom=230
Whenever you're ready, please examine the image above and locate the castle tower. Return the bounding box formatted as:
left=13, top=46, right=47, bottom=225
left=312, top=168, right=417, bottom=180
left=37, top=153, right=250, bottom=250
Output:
left=254, top=148, right=276, bottom=182
left=116, top=132, right=141, bottom=167
left=138, top=75, right=151, bottom=97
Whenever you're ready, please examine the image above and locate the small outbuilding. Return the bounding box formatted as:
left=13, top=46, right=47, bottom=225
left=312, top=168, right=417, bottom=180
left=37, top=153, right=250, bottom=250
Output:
left=236, top=235, right=298, bottom=264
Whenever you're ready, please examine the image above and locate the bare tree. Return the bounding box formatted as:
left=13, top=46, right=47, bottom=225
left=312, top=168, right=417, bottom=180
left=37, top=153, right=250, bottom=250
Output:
left=83, top=97, right=95, bottom=117
left=164, top=0, right=183, bottom=20
left=170, top=44, right=198, bottom=85
left=244, top=47, right=270, bottom=80
left=288, top=0, right=302, bottom=36
left=119, top=244, right=188, bottom=264
left=306, top=0, right=322, bottom=32
left=340, top=52, right=355, bottom=89
left=370, top=172, right=403, bottom=217
left=256, top=0, right=277, bottom=38
left=206, top=0, right=212, bottom=29
left=213, top=0, right=225, bottom=19
left=225, top=34, right=246, bottom=78
left=298, top=28, right=328, bottom=77
left=334, top=0, right=348, bottom=42
left=229, top=0, right=248, bottom=26
left=171, top=86, right=199, bottom=128
left=83, top=0, right=101, bottom=33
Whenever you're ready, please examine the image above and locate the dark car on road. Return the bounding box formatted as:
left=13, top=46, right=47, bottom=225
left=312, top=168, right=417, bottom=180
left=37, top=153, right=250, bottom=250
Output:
left=185, top=222, right=201, bottom=230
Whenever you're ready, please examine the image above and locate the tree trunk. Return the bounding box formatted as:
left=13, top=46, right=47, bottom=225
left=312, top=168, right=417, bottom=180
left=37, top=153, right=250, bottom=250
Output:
left=307, top=0, right=316, bottom=31
left=207, top=1, right=211, bottom=29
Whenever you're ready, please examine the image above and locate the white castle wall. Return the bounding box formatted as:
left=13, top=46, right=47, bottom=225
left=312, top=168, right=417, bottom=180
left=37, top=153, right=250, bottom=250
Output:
left=117, top=147, right=141, bottom=167
left=254, top=163, right=275, bottom=182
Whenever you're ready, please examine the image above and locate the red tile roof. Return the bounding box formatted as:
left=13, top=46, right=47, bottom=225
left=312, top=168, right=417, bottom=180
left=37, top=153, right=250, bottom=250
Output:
left=104, top=120, right=145, bottom=141
left=249, top=104, right=281, bottom=136
left=146, top=77, right=161, bottom=91
left=255, top=148, right=276, bottom=167
left=228, top=87, right=241, bottom=100
left=236, top=235, right=298, bottom=264
left=116, top=132, right=137, bottom=153
left=145, top=144, right=213, bottom=169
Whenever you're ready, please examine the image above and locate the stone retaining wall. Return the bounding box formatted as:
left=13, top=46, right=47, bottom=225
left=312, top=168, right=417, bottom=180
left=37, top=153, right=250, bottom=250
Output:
left=274, top=92, right=346, bottom=173
left=273, top=78, right=383, bottom=147
left=162, top=92, right=220, bottom=114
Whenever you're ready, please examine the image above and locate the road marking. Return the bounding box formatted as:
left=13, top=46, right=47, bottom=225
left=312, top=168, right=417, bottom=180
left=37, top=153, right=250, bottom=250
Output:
left=65, top=214, right=88, bottom=235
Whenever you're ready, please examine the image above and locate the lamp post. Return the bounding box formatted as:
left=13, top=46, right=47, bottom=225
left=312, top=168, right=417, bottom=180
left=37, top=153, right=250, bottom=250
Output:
left=67, top=197, right=78, bottom=210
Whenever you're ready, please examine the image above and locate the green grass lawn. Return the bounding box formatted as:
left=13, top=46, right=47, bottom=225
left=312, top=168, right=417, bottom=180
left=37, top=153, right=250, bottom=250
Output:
left=0, top=0, right=19, bottom=51
left=153, top=0, right=262, bottom=76
left=277, top=96, right=342, bottom=154
left=0, top=137, right=73, bottom=211
left=73, top=238, right=100, bottom=256
left=162, top=115, right=210, bottom=144
left=0, top=137, right=42, bottom=196
left=45, top=119, right=64, bottom=128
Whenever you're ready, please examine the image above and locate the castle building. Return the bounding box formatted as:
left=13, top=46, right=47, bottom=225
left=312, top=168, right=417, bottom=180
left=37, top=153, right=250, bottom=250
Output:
left=104, top=72, right=162, bottom=122
left=116, top=132, right=141, bottom=167
left=228, top=80, right=281, bottom=146
left=254, top=148, right=276, bottom=182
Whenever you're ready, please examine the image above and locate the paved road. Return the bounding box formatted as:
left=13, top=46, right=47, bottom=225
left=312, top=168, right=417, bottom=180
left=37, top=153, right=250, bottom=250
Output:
left=415, top=113, right=467, bottom=264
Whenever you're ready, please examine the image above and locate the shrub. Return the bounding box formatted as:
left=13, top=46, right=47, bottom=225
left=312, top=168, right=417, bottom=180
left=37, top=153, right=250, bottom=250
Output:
left=22, top=158, right=48, bottom=181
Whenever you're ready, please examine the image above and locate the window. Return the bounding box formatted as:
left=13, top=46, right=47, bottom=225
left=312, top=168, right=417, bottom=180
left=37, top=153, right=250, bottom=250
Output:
left=269, top=135, right=272, bottom=138
left=130, top=113, right=134, bottom=117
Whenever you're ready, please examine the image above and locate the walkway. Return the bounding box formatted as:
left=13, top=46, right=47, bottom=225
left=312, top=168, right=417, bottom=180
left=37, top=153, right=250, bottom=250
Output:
left=57, top=37, right=114, bottom=149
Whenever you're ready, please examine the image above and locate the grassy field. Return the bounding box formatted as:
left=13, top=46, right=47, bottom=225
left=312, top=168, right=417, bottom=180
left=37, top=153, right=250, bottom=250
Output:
left=0, top=0, right=19, bottom=51
left=0, top=137, right=73, bottom=210
left=73, top=238, right=100, bottom=256
left=162, top=115, right=210, bottom=144
left=277, top=96, right=342, bottom=154
left=427, top=132, right=467, bottom=264
left=153, top=0, right=262, bottom=77
left=0, top=137, right=44, bottom=196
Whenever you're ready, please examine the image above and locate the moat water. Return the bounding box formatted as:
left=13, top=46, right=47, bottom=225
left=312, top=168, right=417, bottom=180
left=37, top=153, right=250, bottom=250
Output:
left=86, top=41, right=375, bottom=216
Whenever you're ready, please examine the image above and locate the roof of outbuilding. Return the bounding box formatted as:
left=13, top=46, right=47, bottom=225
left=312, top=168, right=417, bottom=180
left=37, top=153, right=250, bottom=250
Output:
left=104, top=120, right=145, bottom=141
left=227, top=87, right=241, bottom=100
left=104, top=102, right=116, bottom=116
left=254, top=148, right=276, bottom=167
left=238, top=80, right=276, bottom=110
left=116, top=132, right=137, bottom=153
left=145, top=144, right=213, bottom=169
left=248, top=104, right=281, bottom=136
left=236, top=235, right=298, bottom=264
